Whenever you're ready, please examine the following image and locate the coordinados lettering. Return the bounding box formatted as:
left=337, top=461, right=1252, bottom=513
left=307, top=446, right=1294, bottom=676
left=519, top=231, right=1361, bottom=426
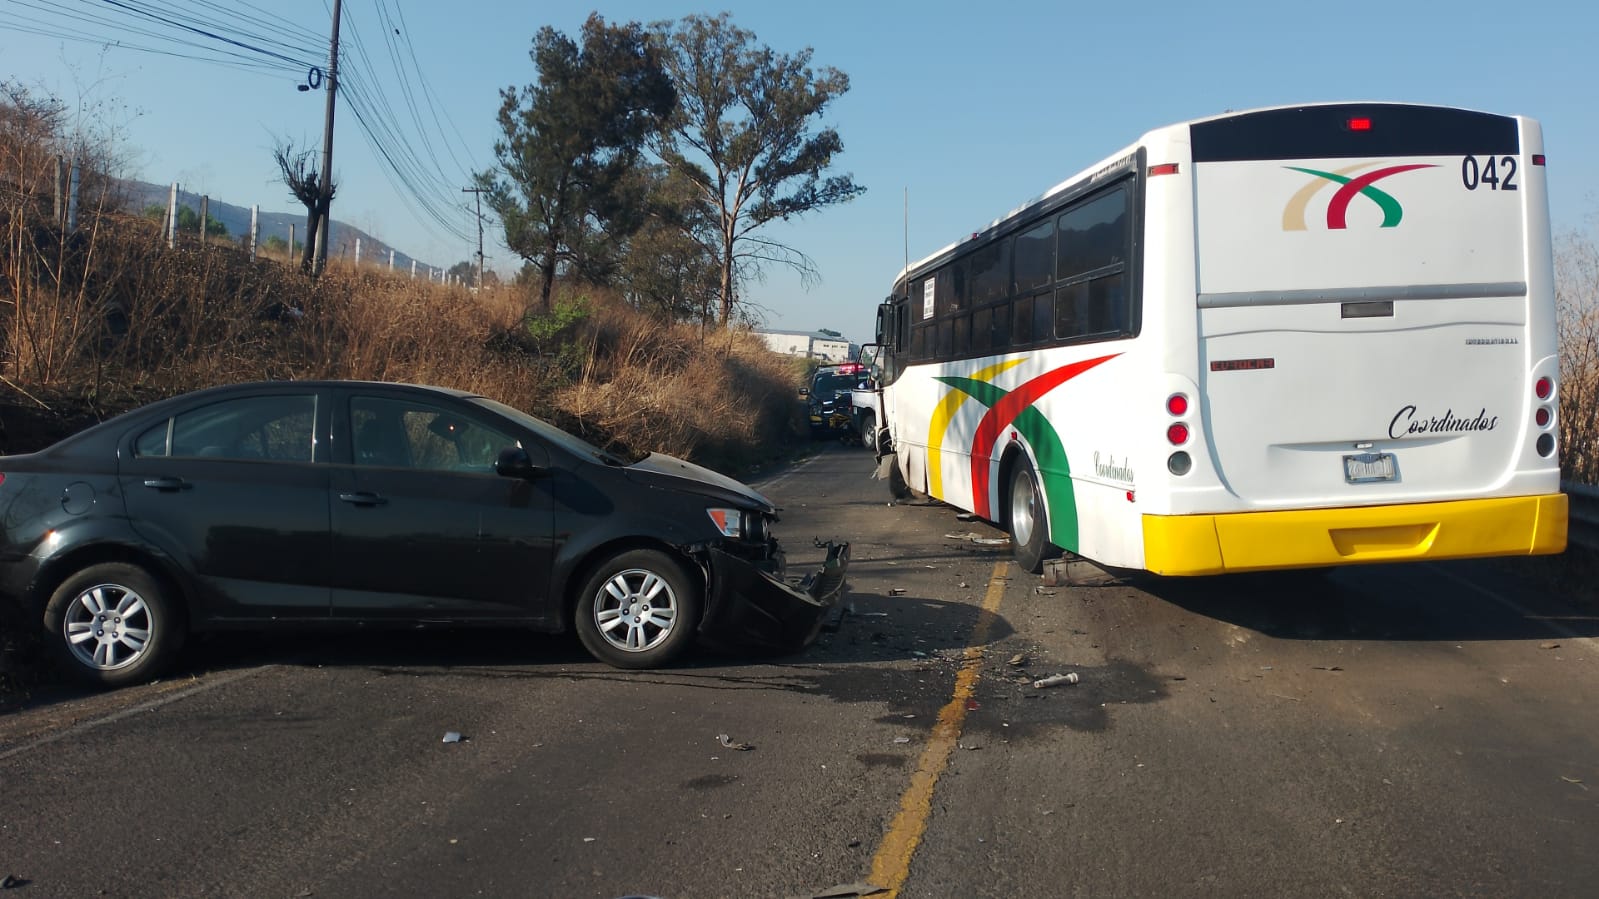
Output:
left=1388, top=405, right=1498, bottom=439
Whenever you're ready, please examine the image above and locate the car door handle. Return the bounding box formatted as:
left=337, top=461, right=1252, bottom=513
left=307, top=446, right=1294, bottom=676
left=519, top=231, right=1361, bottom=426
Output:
left=142, top=477, right=190, bottom=491
left=338, top=491, right=388, bottom=506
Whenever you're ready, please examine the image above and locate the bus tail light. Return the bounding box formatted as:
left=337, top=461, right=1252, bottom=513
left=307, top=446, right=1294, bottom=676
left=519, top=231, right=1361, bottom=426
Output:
left=1149, top=163, right=1180, bottom=177
left=1533, top=155, right=1546, bottom=166
left=1347, top=117, right=1373, bottom=131
left=1167, top=452, right=1192, bottom=475
left=1167, top=423, right=1189, bottom=445
left=1534, top=375, right=1556, bottom=457
left=1166, top=393, right=1189, bottom=416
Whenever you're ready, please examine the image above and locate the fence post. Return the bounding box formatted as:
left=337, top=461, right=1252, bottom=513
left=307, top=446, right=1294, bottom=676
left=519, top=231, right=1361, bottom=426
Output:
left=289, top=224, right=296, bottom=261
left=388, top=249, right=394, bottom=270
left=53, top=156, right=64, bottom=226
left=200, top=195, right=209, bottom=247
left=167, top=182, right=179, bottom=248
left=410, top=259, right=416, bottom=279
left=354, top=237, right=361, bottom=267
left=250, top=205, right=260, bottom=261
left=66, top=162, right=80, bottom=234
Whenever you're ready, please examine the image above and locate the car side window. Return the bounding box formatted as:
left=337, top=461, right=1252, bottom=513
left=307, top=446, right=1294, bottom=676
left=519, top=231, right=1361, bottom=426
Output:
left=351, top=396, right=519, bottom=473
left=135, top=395, right=317, bottom=462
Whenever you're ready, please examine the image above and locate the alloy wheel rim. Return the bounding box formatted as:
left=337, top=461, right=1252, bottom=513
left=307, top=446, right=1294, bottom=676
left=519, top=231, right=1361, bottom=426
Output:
left=593, top=568, right=679, bottom=653
left=1011, top=472, right=1037, bottom=547
left=63, top=583, right=152, bottom=671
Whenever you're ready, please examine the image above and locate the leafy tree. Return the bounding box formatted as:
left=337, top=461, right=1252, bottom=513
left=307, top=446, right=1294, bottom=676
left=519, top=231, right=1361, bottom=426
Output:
left=447, top=260, right=477, bottom=285
left=614, top=163, right=721, bottom=321
left=651, top=13, right=864, bottom=325
left=478, top=14, right=675, bottom=313
left=263, top=235, right=303, bottom=256
left=141, top=203, right=228, bottom=236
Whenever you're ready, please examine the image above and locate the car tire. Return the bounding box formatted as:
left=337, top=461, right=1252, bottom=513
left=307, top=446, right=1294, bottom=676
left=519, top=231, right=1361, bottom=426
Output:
left=1007, top=455, right=1056, bottom=574
left=859, top=411, right=876, bottom=452
left=43, top=562, right=183, bottom=687
left=574, top=549, right=701, bottom=669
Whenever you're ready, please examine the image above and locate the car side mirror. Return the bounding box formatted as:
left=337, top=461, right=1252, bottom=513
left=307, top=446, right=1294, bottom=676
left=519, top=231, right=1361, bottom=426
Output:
left=798, top=387, right=810, bottom=397
left=494, top=446, right=543, bottom=479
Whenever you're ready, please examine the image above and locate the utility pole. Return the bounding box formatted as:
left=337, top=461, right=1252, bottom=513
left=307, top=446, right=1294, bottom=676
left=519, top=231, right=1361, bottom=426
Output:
left=314, top=0, right=344, bottom=276
left=462, top=186, right=486, bottom=288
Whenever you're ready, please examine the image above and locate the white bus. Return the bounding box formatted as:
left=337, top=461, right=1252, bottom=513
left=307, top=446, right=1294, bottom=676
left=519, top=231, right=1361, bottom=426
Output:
left=857, top=102, right=1568, bottom=574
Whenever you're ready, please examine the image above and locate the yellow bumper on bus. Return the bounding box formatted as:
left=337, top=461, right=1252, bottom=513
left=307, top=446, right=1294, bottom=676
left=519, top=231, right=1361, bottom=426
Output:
left=1142, top=493, right=1568, bottom=576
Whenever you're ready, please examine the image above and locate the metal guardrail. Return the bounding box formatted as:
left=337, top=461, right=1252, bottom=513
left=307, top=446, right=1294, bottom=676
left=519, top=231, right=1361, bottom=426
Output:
left=1562, top=480, right=1599, bottom=551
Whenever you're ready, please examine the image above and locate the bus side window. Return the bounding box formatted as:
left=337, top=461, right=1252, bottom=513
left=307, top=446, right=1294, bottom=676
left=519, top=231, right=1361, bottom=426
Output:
left=1013, top=295, right=1034, bottom=345
left=972, top=307, right=993, bottom=354
left=1033, top=293, right=1054, bottom=343
left=1055, top=284, right=1082, bottom=339
left=991, top=300, right=1012, bottom=348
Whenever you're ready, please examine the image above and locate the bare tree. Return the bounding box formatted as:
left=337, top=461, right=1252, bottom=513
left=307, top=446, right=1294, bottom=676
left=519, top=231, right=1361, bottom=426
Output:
left=273, top=139, right=335, bottom=275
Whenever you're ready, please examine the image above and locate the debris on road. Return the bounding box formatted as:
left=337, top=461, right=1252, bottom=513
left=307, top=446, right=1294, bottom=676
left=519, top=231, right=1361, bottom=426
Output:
left=1, top=875, right=26, bottom=890
left=805, top=882, right=889, bottom=898
left=893, top=736, right=911, bottom=744
left=1033, top=673, right=1080, bottom=688
left=716, top=733, right=755, bottom=751
left=1540, top=642, right=1561, bottom=650
left=888, top=587, right=907, bottom=596
left=1034, top=587, right=1057, bottom=596
left=956, top=512, right=977, bottom=521
left=1561, top=776, right=1588, bottom=790
left=442, top=731, right=463, bottom=744
left=1311, top=665, right=1343, bottom=671
left=1007, top=653, right=1027, bottom=667
left=971, top=537, right=1010, bottom=546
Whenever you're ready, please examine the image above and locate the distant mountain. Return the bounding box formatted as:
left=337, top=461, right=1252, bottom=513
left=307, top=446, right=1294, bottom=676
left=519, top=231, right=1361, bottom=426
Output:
left=121, top=178, right=439, bottom=273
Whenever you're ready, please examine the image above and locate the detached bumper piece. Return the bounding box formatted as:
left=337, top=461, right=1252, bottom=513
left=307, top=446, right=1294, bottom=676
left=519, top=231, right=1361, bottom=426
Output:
left=700, top=541, right=850, bottom=653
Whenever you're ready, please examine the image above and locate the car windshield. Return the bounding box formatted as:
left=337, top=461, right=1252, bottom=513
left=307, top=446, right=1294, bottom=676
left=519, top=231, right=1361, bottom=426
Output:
left=813, top=373, right=858, bottom=395
left=469, top=397, right=647, bottom=465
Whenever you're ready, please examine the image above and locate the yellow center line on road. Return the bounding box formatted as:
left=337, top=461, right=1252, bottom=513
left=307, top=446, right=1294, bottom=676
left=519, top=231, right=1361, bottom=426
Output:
left=867, top=559, right=1010, bottom=896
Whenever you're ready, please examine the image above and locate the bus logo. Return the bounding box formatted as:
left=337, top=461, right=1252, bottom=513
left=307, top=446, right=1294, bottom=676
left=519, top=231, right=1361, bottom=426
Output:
left=1281, top=162, right=1437, bottom=230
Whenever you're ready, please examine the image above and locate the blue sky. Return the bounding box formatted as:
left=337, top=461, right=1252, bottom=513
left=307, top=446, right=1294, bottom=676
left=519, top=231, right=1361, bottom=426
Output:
left=3, top=0, right=1595, bottom=344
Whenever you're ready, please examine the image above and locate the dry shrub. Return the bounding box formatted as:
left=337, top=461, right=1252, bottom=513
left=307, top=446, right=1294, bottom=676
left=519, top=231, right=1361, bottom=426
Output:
left=0, top=84, right=807, bottom=473
left=556, top=292, right=803, bottom=470
left=1556, top=229, right=1599, bottom=484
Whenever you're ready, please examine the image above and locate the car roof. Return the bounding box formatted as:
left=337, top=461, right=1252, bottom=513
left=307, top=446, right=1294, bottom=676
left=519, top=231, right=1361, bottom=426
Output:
left=30, top=381, right=486, bottom=456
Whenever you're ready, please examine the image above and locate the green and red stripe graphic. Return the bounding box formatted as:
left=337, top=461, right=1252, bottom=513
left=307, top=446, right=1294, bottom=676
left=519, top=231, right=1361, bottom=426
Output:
left=934, top=353, right=1117, bottom=552
left=1283, top=163, right=1436, bottom=229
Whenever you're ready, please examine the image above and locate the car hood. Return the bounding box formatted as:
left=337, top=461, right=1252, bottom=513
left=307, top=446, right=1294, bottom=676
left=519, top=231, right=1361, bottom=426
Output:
left=623, top=453, right=775, bottom=512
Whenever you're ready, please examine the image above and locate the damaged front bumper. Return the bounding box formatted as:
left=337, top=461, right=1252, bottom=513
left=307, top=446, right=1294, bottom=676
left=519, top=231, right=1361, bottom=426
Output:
left=698, top=540, right=850, bottom=654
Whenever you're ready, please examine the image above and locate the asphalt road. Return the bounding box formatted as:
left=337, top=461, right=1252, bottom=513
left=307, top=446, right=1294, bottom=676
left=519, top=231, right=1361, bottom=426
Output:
left=1, top=444, right=1596, bottom=898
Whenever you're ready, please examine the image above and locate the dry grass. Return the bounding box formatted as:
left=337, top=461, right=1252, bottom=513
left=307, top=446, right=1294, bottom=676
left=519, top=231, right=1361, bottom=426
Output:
left=0, top=90, right=808, bottom=471
left=1556, top=229, right=1599, bottom=484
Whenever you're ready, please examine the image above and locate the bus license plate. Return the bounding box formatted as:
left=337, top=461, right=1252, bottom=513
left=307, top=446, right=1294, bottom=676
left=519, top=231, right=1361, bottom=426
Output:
left=1344, top=452, right=1395, bottom=484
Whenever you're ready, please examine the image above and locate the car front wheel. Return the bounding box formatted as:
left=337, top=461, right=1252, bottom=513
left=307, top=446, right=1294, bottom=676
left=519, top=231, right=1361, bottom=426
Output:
left=43, top=562, right=183, bottom=687
left=574, top=549, right=701, bottom=669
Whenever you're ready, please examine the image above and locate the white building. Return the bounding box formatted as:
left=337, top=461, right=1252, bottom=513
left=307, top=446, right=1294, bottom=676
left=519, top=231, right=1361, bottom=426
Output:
left=756, top=329, right=854, bottom=363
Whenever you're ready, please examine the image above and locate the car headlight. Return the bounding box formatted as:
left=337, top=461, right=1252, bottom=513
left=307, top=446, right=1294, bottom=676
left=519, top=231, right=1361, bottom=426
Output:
left=706, top=508, right=744, bottom=538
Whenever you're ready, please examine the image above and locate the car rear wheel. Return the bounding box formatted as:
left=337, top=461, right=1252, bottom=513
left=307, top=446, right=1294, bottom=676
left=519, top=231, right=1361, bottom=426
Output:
left=574, top=549, right=701, bottom=669
left=1008, top=456, right=1055, bottom=574
left=43, top=562, right=183, bottom=687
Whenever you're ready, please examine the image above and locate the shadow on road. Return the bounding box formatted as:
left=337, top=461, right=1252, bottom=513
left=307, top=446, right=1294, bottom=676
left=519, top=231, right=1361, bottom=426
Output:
left=1135, top=557, right=1599, bottom=642
left=0, top=586, right=1016, bottom=718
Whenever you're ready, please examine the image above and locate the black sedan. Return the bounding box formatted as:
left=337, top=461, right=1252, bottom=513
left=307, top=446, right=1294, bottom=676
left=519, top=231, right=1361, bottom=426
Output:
left=0, top=381, right=848, bottom=686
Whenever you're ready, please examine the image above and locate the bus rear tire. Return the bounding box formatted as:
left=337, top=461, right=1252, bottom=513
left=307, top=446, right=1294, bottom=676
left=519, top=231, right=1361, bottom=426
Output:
left=1007, top=456, right=1054, bottom=574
